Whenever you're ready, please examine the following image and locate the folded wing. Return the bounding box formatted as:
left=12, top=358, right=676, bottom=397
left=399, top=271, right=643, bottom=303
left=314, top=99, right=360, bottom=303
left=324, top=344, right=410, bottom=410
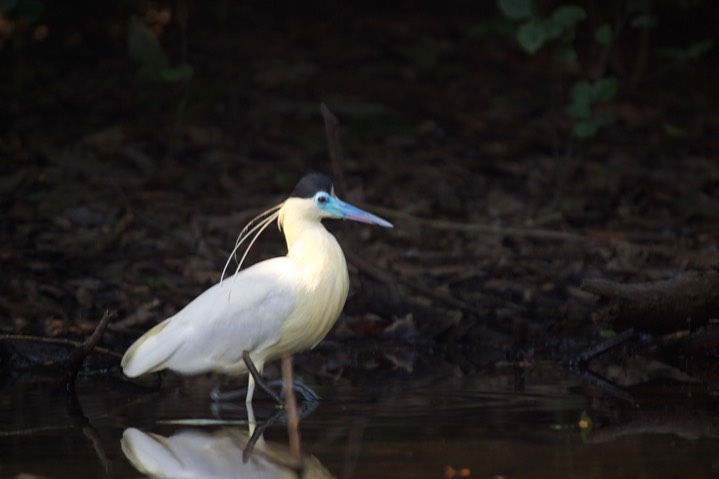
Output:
left=121, top=257, right=300, bottom=377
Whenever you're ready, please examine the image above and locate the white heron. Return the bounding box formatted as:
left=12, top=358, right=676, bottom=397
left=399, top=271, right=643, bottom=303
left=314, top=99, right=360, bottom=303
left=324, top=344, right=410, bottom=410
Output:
left=121, top=173, right=392, bottom=404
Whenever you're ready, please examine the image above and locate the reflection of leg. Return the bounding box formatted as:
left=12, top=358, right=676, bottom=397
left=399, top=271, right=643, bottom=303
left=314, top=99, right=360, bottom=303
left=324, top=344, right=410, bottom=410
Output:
left=247, top=403, right=257, bottom=440
left=242, top=350, right=283, bottom=404
left=243, top=406, right=285, bottom=462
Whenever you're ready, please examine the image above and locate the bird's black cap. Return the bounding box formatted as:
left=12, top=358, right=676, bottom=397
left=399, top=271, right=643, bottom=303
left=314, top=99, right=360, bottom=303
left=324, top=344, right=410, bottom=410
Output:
left=290, top=172, right=334, bottom=198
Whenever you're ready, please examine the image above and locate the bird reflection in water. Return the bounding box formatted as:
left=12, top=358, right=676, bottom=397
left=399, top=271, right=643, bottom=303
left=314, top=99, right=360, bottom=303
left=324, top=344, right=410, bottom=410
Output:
left=121, top=405, right=333, bottom=478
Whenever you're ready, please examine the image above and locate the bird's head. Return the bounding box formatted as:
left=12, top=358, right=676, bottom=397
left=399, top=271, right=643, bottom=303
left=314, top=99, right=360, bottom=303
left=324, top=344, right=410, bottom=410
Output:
left=280, top=173, right=393, bottom=228
left=220, top=172, right=393, bottom=283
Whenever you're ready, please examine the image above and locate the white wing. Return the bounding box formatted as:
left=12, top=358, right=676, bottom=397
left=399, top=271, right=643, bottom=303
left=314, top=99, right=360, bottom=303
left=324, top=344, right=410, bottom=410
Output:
left=121, top=257, right=301, bottom=377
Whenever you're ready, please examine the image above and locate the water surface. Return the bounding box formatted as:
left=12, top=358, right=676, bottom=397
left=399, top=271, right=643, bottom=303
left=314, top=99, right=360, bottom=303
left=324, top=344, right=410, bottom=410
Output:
left=1, top=359, right=717, bottom=478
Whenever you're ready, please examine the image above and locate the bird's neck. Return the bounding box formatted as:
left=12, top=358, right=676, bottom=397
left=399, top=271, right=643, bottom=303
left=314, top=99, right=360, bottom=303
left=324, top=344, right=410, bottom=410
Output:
left=283, top=218, right=343, bottom=274
left=269, top=201, right=350, bottom=358
left=278, top=199, right=348, bottom=288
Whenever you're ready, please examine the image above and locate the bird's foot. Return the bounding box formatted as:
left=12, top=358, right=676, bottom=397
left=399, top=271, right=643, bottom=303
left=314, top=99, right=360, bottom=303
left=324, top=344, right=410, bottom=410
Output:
left=210, top=379, right=320, bottom=404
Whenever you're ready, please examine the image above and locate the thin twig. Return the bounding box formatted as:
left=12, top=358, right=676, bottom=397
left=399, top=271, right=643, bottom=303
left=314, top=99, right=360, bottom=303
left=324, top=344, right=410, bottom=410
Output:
left=0, top=425, right=75, bottom=437
left=320, top=103, right=347, bottom=196
left=0, top=334, right=122, bottom=359
left=65, top=309, right=116, bottom=389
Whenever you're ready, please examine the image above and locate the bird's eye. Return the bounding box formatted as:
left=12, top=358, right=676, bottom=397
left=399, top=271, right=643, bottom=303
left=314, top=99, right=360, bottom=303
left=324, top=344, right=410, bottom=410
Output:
left=316, top=193, right=329, bottom=204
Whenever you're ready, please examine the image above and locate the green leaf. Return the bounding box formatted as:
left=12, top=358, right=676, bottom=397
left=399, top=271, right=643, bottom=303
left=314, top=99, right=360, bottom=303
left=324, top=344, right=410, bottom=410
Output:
left=554, top=43, right=577, bottom=63
left=15, top=0, right=44, bottom=22
left=663, top=123, right=687, bottom=139
left=570, top=80, right=592, bottom=104
left=517, top=18, right=548, bottom=53
left=573, top=112, right=615, bottom=139
left=631, top=13, right=657, bottom=28
left=595, top=23, right=612, bottom=46
left=573, top=120, right=599, bottom=139
left=687, top=40, right=715, bottom=60
left=550, top=5, right=587, bottom=31
left=394, top=42, right=438, bottom=70
left=655, top=43, right=713, bottom=62
left=159, top=64, right=193, bottom=83
left=572, top=78, right=618, bottom=105
left=128, top=16, right=169, bottom=80
left=497, top=0, right=534, bottom=21
left=466, top=19, right=514, bottom=40
left=595, top=111, right=615, bottom=127
left=0, top=0, right=18, bottom=12
left=566, top=101, right=590, bottom=120
left=568, top=78, right=617, bottom=137
left=592, top=77, right=618, bottom=102
left=627, top=0, right=652, bottom=15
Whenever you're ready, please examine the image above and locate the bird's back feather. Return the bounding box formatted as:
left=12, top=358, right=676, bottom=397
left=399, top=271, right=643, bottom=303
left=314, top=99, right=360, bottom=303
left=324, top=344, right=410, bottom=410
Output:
left=121, top=257, right=301, bottom=377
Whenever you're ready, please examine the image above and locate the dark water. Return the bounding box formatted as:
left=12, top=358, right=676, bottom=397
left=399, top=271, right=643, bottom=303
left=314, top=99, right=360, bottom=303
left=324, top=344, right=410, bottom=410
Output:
left=1, top=361, right=717, bottom=478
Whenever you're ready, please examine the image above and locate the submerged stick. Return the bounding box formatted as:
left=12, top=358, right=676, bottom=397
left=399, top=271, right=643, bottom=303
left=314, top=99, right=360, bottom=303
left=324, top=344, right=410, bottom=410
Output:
left=574, top=329, right=635, bottom=364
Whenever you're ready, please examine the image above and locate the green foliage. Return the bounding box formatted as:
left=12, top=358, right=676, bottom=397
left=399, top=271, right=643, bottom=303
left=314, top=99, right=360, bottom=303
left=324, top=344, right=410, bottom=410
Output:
left=657, top=40, right=715, bottom=62
left=0, top=0, right=44, bottom=22
left=497, top=0, right=533, bottom=21
left=328, top=102, right=414, bottom=140
left=499, top=0, right=587, bottom=55
left=627, top=0, right=657, bottom=28
left=498, top=0, right=618, bottom=140
left=594, top=23, right=612, bottom=46
left=566, top=78, right=617, bottom=139
left=394, top=42, right=439, bottom=71
left=465, top=19, right=514, bottom=40
left=127, top=16, right=193, bottom=85
left=630, top=13, right=657, bottom=28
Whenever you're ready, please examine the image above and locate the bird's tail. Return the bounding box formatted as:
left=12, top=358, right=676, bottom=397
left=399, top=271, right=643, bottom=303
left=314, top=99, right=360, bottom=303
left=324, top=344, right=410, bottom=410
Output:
left=121, top=319, right=179, bottom=377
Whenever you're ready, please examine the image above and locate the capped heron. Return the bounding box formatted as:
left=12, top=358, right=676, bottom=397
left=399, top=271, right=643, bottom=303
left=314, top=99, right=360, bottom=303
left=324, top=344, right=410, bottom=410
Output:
left=121, top=173, right=392, bottom=404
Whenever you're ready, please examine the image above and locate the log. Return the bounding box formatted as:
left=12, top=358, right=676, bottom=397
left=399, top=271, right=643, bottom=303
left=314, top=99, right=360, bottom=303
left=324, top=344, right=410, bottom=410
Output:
left=582, top=270, right=719, bottom=333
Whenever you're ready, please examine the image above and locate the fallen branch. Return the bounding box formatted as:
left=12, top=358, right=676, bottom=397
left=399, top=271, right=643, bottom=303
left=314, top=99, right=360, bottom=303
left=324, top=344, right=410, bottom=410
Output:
left=582, top=270, right=719, bottom=333
left=0, top=334, right=122, bottom=360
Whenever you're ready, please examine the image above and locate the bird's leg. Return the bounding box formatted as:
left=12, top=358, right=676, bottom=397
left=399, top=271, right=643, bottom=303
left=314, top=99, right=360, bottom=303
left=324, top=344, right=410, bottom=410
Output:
left=242, top=350, right=284, bottom=405
left=246, top=373, right=256, bottom=405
